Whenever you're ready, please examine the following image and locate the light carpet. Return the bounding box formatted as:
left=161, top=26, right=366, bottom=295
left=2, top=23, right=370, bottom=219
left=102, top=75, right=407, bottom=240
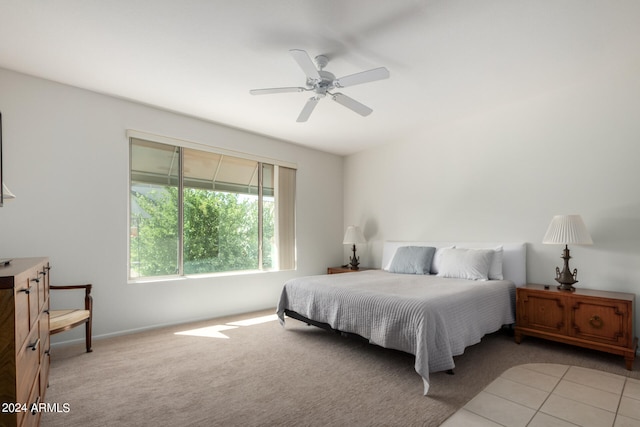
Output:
left=42, top=309, right=639, bottom=427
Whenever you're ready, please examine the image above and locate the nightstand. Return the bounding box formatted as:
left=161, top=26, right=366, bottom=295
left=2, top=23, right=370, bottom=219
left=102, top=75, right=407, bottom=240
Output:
left=327, top=266, right=374, bottom=274
left=515, top=284, right=638, bottom=370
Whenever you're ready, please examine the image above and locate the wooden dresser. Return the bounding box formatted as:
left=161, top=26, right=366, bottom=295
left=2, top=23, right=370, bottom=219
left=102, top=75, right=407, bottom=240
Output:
left=515, top=284, right=637, bottom=370
left=0, top=257, right=51, bottom=427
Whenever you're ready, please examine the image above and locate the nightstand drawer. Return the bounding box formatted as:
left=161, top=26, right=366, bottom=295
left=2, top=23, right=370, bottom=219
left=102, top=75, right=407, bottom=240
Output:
left=517, top=290, right=566, bottom=334
left=570, top=297, right=631, bottom=347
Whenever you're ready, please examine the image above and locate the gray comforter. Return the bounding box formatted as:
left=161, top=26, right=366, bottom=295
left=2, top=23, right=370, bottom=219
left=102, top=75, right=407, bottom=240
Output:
left=276, top=270, right=516, bottom=394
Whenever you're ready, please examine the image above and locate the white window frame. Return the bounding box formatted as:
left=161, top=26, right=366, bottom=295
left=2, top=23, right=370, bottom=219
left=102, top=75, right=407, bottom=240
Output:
left=127, top=130, right=296, bottom=282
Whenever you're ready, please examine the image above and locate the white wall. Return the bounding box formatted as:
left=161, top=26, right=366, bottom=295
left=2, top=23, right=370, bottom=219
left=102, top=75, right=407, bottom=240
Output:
left=0, top=68, right=344, bottom=343
left=344, top=62, right=640, bottom=337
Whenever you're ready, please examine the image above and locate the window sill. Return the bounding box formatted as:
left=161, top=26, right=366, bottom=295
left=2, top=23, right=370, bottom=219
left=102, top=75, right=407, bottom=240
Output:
left=127, top=268, right=283, bottom=284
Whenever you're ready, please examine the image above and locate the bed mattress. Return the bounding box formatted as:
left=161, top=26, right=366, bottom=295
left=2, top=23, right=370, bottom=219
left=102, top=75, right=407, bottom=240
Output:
left=276, top=270, right=516, bottom=394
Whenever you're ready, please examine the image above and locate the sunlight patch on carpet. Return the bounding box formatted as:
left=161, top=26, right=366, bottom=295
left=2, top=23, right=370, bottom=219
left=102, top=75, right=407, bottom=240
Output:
left=174, top=313, right=278, bottom=339
left=175, top=324, right=238, bottom=339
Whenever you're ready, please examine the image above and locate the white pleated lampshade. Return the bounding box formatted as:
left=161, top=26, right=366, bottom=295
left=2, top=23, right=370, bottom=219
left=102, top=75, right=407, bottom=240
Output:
left=343, top=225, right=366, bottom=245
left=542, top=215, right=593, bottom=245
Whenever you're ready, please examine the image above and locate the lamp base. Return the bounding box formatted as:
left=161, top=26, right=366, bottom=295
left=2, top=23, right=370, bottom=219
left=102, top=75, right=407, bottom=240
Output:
left=554, top=244, right=578, bottom=292
left=556, top=282, right=576, bottom=292
left=349, top=244, right=360, bottom=270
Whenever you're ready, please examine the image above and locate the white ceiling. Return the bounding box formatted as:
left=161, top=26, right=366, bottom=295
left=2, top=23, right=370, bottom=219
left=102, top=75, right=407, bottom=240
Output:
left=1, top=1, right=639, bottom=156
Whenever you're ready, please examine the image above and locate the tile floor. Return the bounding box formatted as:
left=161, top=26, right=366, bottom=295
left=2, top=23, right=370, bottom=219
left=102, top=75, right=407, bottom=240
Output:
left=441, top=364, right=640, bottom=427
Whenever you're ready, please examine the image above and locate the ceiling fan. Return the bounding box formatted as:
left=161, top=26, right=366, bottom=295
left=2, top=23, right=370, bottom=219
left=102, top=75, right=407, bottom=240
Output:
left=250, top=49, right=390, bottom=122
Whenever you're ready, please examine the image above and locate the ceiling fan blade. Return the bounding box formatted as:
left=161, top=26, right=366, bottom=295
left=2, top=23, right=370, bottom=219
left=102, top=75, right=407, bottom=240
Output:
left=289, top=49, right=321, bottom=81
left=296, top=97, right=319, bottom=122
left=250, top=87, right=305, bottom=95
left=335, top=67, right=390, bottom=88
left=332, top=93, right=373, bottom=117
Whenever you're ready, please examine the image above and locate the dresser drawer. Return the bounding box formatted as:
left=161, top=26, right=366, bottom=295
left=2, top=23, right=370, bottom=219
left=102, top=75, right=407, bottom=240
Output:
left=14, top=266, right=42, bottom=345
left=39, top=305, right=50, bottom=360
left=16, top=326, right=41, bottom=407
left=14, top=282, right=32, bottom=349
left=17, top=374, right=42, bottom=427
left=37, top=266, right=48, bottom=312
left=28, top=268, right=42, bottom=331
left=38, top=309, right=50, bottom=399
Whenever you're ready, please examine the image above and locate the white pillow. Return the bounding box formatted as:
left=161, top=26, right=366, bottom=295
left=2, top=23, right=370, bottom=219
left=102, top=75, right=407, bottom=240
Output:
left=456, top=245, right=504, bottom=280
left=430, top=245, right=455, bottom=275
left=488, top=245, right=504, bottom=280
left=436, top=248, right=495, bottom=281
left=383, top=251, right=395, bottom=271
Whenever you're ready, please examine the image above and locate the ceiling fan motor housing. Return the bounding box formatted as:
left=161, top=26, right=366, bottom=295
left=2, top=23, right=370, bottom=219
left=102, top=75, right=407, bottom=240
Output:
left=309, top=69, right=336, bottom=96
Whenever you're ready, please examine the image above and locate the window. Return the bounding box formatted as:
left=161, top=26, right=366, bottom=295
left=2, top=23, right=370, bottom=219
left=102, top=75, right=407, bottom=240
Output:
left=128, top=134, right=296, bottom=280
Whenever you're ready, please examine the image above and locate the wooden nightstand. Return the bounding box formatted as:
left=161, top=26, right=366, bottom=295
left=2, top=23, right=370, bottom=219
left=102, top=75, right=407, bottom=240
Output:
left=515, top=284, right=638, bottom=370
left=327, top=266, right=374, bottom=274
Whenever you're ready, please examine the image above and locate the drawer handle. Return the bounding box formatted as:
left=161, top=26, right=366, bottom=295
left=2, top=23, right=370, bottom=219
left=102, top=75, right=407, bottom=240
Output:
left=31, top=277, right=40, bottom=284
left=28, top=338, right=40, bottom=351
left=19, top=285, right=33, bottom=294
left=589, top=315, right=604, bottom=329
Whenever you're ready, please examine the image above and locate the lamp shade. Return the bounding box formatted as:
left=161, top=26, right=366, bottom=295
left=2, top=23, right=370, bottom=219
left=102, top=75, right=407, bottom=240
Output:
left=343, top=225, right=366, bottom=244
left=2, top=182, right=16, bottom=201
left=542, top=215, right=593, bottom=245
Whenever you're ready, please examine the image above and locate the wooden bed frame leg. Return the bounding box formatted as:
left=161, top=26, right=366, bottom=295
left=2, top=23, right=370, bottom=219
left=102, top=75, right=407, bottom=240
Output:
left=503, top=324, right=515, bottom=337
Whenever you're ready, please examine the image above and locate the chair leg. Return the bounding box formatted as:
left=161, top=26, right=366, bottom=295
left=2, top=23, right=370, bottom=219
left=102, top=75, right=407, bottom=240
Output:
left=85, top=319, right=93, bottom=353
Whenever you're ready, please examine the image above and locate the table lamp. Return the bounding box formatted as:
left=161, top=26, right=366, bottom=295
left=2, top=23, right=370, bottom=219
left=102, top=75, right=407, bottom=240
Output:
left=343, top=225, right=366, bottom=270
left=542, top=214, right=593, bottom=291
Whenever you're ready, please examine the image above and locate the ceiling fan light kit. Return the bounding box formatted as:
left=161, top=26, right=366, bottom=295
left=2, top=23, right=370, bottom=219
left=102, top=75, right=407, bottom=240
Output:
left=250, top=49, right=389, bottom=122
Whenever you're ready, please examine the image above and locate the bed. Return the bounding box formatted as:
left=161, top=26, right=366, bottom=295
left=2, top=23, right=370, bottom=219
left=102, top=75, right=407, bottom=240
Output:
left=276, top=241, right=527, bottom=395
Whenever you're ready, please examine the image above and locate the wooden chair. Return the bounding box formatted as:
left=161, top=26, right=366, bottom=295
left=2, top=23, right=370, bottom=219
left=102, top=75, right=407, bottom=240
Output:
left=49, top=284, right=93, bottom=352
